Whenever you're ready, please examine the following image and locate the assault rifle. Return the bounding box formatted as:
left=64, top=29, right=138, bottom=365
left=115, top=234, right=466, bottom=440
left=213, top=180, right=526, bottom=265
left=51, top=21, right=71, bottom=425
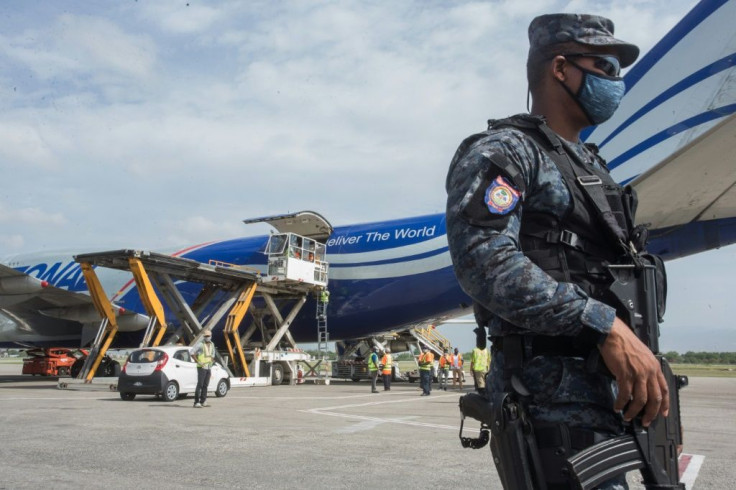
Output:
left=567, top=258, right=688, bottom=490
left=457, top=256, right=688, bottom=489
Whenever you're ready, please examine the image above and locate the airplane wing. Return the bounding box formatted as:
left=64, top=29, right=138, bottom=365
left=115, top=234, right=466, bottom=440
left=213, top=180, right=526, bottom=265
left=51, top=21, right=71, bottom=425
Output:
left=0, top=263, right=92, bottom=309
left=0, top=263, right=95, bottom=345
left=0, top=263, right=148, bottom=346
left=632, top=113, right=736, bottom=230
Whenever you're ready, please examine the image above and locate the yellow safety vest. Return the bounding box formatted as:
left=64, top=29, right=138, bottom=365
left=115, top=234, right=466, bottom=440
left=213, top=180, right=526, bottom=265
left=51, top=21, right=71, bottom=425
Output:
left=381, top=354, right=392, bottom=375
left=471, top=347, right=489, bottom=372
left=196, top=342, right=214, bottom=369
left=367, top=352, right=379, bottom=372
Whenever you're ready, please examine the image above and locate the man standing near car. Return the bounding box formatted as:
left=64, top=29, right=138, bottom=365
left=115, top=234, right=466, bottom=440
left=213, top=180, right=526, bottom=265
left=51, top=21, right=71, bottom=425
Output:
left=191, top=329, right=215, bottom=408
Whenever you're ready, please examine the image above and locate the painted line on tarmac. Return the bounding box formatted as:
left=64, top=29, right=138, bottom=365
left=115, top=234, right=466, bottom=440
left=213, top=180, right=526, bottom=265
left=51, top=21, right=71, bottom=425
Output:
left=300, top=392, right=459, bottom=431
left=679, top=453, right=704, bottom=489
left=227, top=394, right=394, bottom=401
left=227, top=390, right=434, bottom=401
left=304, top=409, right=457, bottom=431
left=309, top=392, right=457, bottom=412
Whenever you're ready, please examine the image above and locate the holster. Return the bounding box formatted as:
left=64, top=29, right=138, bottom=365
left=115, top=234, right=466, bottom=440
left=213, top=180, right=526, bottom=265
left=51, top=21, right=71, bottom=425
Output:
left=459, top=392, right=546, bottom=490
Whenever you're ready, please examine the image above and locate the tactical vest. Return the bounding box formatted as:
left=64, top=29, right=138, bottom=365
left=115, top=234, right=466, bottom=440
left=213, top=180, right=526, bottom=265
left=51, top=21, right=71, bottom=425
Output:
left=510, top=116, right=636, bottom=301
left=456, top=114, right=638, bottom=304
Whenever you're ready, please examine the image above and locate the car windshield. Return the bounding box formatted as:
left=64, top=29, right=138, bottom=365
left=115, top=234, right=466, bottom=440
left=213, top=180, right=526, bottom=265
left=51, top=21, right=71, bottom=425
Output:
left=129, top=349, right=165, bottom=363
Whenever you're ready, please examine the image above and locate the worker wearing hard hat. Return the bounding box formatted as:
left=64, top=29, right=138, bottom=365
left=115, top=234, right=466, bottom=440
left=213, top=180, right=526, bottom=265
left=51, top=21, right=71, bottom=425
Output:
left=191, top=330, right=215, bottom=408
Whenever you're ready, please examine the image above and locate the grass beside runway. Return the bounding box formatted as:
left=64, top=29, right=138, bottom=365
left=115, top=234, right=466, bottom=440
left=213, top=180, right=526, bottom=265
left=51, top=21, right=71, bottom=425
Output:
left=670, top=363, right=736, bottom=378
left=3, top=357, right=735, bottom=377
left=397, top=360, right=736, bottom=378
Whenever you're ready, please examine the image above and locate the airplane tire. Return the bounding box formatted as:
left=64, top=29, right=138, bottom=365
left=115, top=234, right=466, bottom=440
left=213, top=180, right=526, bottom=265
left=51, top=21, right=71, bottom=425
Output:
left=99, top=358, right=121, bottom=377
left=271, top=364, right=284, bottom=386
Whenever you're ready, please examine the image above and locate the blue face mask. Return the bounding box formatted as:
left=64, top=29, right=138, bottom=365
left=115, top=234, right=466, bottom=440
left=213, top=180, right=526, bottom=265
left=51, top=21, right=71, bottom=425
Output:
left=562, top=60, right=625, bottom=125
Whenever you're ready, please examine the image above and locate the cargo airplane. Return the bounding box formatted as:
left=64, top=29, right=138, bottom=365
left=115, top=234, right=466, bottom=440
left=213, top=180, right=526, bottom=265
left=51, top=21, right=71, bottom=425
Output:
left=1, top=0, right=735, bottom=349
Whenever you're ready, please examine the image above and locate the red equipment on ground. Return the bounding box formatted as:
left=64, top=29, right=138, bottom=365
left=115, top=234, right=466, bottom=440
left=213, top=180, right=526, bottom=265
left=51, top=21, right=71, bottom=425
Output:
left=22, top=348, right=87, bottom=377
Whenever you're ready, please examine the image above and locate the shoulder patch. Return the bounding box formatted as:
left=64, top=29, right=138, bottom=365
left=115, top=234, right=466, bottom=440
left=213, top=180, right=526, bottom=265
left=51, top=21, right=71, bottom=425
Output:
left=484, top=176, right=520, bottom=215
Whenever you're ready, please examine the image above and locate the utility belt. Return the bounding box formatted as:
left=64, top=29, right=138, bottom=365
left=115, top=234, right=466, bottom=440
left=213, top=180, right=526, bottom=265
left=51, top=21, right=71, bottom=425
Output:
left=490, top=335, right=593, bottom=360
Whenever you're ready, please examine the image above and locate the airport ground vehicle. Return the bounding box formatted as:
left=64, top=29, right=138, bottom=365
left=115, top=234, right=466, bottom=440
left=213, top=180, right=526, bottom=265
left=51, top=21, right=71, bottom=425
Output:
left=117, top=346, right=229, bottom=401
left=22, top=348, right=85, bottom=376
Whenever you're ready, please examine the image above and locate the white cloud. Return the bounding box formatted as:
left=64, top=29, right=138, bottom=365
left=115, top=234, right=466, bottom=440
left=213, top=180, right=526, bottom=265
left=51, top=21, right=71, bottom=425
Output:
left=0, top=122, right=60, bottom=168
left=0, top=234, right=24, bottom=251
left=136, top=2, right=224, bottom=34
left=0, top=202, right=67, bottom=226
left=2, top=14, right=156, bottom=86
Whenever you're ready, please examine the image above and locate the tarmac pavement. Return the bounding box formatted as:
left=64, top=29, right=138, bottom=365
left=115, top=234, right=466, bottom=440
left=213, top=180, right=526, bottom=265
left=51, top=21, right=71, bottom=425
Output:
left=0, top=364, right=733, bottom=489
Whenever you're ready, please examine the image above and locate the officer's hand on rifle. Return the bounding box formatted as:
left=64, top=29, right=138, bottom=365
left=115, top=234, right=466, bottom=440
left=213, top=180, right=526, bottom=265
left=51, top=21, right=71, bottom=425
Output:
left=598, top=317, right=670, bottom=427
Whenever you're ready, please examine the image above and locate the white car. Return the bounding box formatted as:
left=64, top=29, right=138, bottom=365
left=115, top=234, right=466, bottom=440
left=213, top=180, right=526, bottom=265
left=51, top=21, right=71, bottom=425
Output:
left=118, top=346, right=230, bottom=402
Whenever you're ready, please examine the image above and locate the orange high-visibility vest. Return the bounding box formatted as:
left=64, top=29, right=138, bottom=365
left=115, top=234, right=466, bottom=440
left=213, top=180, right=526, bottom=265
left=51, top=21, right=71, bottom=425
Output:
left=418, top=352, right=434, bottom=371
left=381, top=353, right=392, bottom=375
left=439, top=354, right=452, bottom=370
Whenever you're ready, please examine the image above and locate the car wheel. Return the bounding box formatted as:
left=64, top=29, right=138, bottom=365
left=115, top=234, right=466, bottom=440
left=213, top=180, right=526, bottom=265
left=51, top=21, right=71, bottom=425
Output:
left=162, top=381, right=179, bottom=402
left=120, top=392, right=136, bottom=401
left=215, top=379, right=228, bottom=397
left=271, top=363, right=284, bottom=386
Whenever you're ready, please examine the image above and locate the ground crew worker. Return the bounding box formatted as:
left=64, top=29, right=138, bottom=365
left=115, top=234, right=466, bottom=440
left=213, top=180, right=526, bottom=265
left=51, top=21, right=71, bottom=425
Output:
left=191, top=329, right=215, bottom=408
left=438, top=349, right=452, bottom=391
left=451, top=347, right=464, bottom=389
left=367, top=346, right=380, bottom=394
left=445, top=13, right=668, bottom=488
left=470, top=337, right=489, bottom=395
left=381, top=348, right=393, bottom=391
left=319, top=289, right=330, bottom=304
left=418, top=346, right=434, bottom=396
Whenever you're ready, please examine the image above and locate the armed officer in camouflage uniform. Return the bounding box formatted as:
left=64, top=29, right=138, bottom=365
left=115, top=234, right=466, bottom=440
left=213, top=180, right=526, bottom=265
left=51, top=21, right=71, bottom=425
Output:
left=446, top=14, right=670, bottom=489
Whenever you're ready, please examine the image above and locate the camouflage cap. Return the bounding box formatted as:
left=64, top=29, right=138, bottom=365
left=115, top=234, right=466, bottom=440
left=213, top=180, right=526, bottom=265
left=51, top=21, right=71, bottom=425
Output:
left=528, top=13, right=639, bottom=67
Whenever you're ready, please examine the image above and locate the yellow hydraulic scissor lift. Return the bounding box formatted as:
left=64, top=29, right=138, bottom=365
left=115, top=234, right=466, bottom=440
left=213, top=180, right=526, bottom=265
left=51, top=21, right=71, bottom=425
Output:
left=71, top=249, right=264, bottom=382
left=67, top=244, right=328, bottom=386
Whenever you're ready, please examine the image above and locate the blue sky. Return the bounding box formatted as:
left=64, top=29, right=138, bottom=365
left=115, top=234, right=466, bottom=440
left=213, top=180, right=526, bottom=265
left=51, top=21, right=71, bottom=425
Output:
left=1, top=0, right=733, bottom=352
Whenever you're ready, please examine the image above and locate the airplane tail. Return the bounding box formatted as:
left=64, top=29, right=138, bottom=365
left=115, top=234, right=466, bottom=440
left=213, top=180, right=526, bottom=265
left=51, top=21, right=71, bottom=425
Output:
left=585, top=0, right=736, bottom=259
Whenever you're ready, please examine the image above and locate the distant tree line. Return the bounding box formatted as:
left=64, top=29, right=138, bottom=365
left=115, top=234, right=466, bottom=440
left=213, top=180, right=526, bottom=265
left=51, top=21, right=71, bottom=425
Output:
left=663, top=351, right=736, bottom=364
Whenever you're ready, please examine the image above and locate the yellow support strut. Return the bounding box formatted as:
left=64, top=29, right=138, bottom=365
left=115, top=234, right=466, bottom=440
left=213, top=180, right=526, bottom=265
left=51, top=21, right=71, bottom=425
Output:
left=223, top=283, right=258, bottom=377
left=80, top=262, right=119, bottom=382
left=128, top=257, right=168, bottom=347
